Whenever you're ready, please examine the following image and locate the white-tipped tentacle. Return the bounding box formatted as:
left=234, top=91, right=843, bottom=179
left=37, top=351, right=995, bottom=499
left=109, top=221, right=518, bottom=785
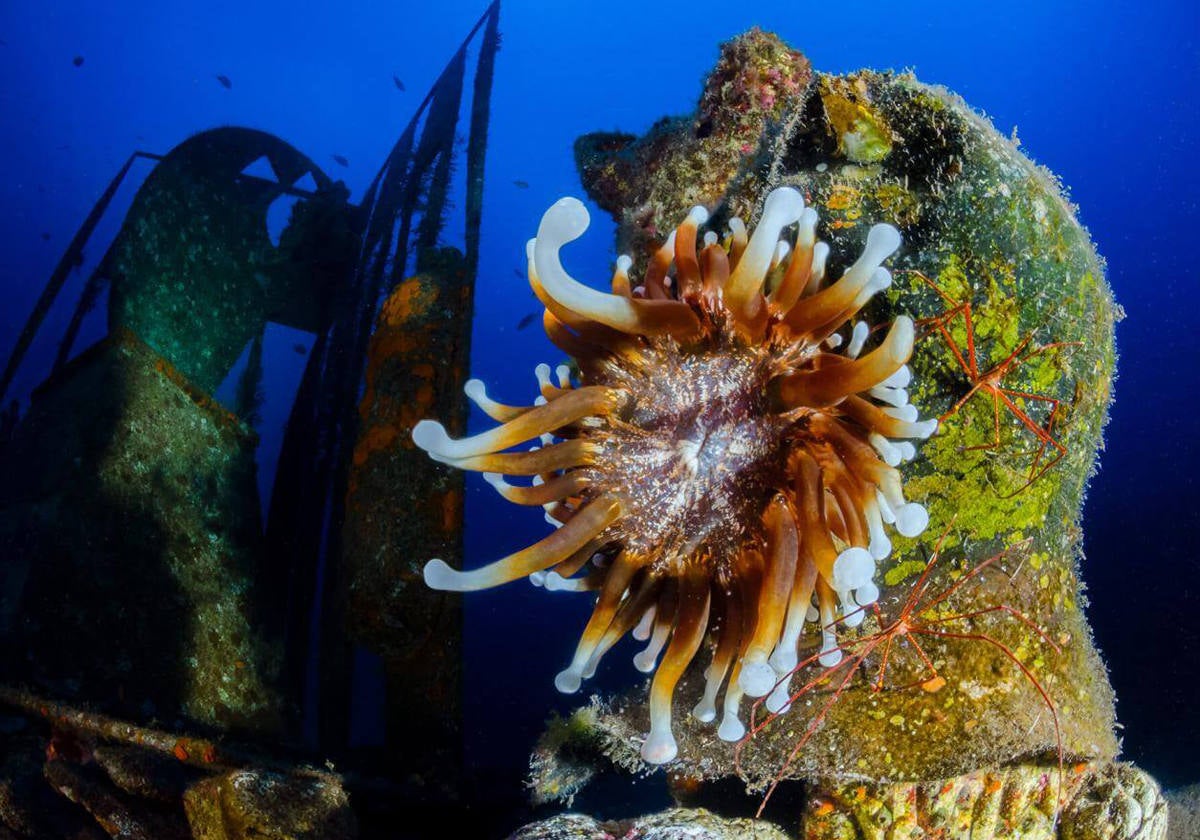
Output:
left=846, top=321, right=870, bottom=359
left=726, top=187, right=806, bottom=305
left=632, top=606, right=656, bottom=642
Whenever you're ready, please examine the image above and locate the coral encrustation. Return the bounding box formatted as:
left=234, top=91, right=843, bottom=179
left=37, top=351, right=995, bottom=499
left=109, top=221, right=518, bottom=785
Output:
left=412, top=187, right=936, bottom=764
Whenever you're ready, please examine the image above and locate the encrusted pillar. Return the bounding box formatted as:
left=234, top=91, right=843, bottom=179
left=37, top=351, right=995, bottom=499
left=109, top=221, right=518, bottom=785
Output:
left=339, top=247, right=473, bottom=788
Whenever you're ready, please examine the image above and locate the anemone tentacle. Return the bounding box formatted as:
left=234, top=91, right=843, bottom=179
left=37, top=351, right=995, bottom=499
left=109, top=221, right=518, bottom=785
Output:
left=413, top=187, right=936, bottom=765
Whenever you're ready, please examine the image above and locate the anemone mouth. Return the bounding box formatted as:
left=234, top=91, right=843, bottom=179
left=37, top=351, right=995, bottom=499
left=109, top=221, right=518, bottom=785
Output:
left=412, top=186, right=935, bottom=765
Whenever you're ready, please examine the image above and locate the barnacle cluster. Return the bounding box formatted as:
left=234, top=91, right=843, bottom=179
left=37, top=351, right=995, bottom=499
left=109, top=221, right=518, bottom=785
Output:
left=412, top=187, right=935, bottom=764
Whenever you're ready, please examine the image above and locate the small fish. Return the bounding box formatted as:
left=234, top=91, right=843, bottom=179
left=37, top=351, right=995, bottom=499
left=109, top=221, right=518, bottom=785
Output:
left=513, top=268, right=524, bottom=279
left=216, top=74, right=232, bottom=89
left=292, top=343, right=307, bottom=355
left=392, top=75, right=405, bottom=91
left=513, top=179, right=529, bottom=189
left=332, top=154, right=349, bottom=167
left=72, top=55, right=84, bottom=68
left=41, top=232, right=51, bottom=241
left=516, top=311, right=539, bottom=331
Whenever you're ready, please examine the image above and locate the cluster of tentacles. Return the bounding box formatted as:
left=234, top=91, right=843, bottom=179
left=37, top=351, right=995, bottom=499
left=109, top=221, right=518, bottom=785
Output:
left=412, top=187, right=937, bottom=764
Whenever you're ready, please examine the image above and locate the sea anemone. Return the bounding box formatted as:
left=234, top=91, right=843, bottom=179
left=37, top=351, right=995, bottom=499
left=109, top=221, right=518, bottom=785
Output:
left=412, top=187, right=936, bottom=764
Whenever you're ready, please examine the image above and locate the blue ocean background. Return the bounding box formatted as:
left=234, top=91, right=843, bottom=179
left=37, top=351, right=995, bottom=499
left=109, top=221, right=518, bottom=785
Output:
left=1, top=0, right=1197, bottom=815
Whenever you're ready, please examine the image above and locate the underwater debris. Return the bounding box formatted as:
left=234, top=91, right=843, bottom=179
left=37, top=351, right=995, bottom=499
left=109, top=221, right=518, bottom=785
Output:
left=72, top=55, right=83, bottom=67
left=45, top=759, right=191, bottom=839
left=0, top=150, right=164, bottom=406
left=509, top=808, right=790, bottom=840
left=0, top=331, right=285, bottom=733
left=183, top=769, right=357, bottom=839
left=103, top=127, right=354, bottom=393
left=44, top=724, right=94, bottom=765
left=215, top=74, right=232, bottom=89
left=332, top=153, right=349, bottom=167
left=234, top=330, right=265, bottom=428
left=340, top=249, right=475, bottom=784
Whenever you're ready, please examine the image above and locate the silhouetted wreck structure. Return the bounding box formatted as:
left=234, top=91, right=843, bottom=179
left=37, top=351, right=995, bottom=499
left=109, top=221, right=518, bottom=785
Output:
left=0, top=3, right=500, bottom=835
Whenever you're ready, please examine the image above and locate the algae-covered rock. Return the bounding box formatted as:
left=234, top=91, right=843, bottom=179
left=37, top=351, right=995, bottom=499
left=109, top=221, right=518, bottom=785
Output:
left=528, top=706, right=609, bottom=807
left=183, top=769, right=356, bottom=840
left=508, top=807, right=790, bottom=840
left=567, top=29, right=1120, bottom=790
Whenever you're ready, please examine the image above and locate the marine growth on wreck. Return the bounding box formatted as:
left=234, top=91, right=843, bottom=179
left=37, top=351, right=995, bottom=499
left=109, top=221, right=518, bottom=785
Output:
left=0, top=2, right=1190, bottom=835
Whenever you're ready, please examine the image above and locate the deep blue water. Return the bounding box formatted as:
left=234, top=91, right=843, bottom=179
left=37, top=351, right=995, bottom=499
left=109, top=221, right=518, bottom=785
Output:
left=1, top=0, right=1198, bottom=805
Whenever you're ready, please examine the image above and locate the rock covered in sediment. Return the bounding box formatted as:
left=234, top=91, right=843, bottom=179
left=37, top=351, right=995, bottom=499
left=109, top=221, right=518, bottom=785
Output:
left=44, top=759, right=191, bottom=840
left=1165, top=782, right=1200, bottom=840
left=507, top=807, right=790, bottom=840
left=564, top=28, right=1119, bottom=787
left=183, top=769, right=357, bottom=840
left=92, top=745, right=189, bottom=804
